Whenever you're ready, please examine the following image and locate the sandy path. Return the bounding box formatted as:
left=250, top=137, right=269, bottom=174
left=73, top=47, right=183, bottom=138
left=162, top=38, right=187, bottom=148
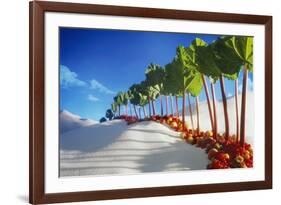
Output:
left=60, top=120, right=208, bottom=177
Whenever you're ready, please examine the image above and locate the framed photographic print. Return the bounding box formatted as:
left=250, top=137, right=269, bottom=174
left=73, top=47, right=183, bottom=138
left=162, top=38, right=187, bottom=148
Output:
left=29, top=1, right=272, bottom=204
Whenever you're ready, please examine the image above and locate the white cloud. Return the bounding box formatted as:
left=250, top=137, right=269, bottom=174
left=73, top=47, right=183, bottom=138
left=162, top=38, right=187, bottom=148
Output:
left=90, top=79, right=115, bottom=95
left=88, top=94, right=99, bottom=102
left=60, top=65, right=115, bottom=96
left=60, top=65, right=87, bottom=88
left=238, top=77, right=254, bottom=93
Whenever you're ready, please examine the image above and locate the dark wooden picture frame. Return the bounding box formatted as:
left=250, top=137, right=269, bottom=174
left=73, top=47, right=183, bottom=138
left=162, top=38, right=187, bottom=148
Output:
left=29, top=1, right=272, bottom=204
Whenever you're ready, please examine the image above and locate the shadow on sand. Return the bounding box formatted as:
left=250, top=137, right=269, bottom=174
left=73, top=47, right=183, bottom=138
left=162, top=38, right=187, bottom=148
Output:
left=60, top=120, right=127, bottom=152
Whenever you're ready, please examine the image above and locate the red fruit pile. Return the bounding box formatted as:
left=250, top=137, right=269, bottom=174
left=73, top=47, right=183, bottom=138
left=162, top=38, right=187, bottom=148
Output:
left=123, top=115, right=253, bottom=169
left=151, top=115, right=187, bottom=132
left=124, top=116, right=138, bottom=124
left=181, top=130, right=253, bottom=169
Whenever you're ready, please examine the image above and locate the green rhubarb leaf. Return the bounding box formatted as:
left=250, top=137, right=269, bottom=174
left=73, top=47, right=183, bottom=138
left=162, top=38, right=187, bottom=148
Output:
left=196, top=44, right=221, bottom=80
left=231, top=36, right=253, bottom=72
left=165, top=60, right=184, bottom=95
left=212, top=37, right=243, bottom=75
left=187, top=73, right=203, bottom=97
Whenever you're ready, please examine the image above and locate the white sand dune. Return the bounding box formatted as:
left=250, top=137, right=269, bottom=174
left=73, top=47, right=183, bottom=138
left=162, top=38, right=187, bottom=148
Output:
left=60, top=110, right=98, bottom=134
left=60, top=120, right=208, bottom=177
left=60, top=92, right=254, bottom=177
left=181, top=91, right=254, bottom=145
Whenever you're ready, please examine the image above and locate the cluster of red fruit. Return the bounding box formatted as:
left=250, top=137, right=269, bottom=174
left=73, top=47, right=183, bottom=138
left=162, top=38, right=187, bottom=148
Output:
left=117, top=115, right=138, bottom=124
left=124, top=114, right=253, bottom=169
left=180, top=129, right=253, bottom=169
left=153, top=115, right=187, bottom=132
left=115, top=115, right=129, bottom=120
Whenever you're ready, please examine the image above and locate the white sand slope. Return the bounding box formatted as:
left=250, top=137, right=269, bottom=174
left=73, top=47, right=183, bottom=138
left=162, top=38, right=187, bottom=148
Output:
left=60, top=92, right=254, bottom=177
left=60, top=110, right=98, bottom=134
left=181, top=92, right=254, bottom=145
left=60, top=120, right=208, bottom=177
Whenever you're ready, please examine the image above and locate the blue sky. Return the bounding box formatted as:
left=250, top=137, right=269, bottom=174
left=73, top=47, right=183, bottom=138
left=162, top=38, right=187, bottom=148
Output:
left=59, top=27, right=253, bottom=121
